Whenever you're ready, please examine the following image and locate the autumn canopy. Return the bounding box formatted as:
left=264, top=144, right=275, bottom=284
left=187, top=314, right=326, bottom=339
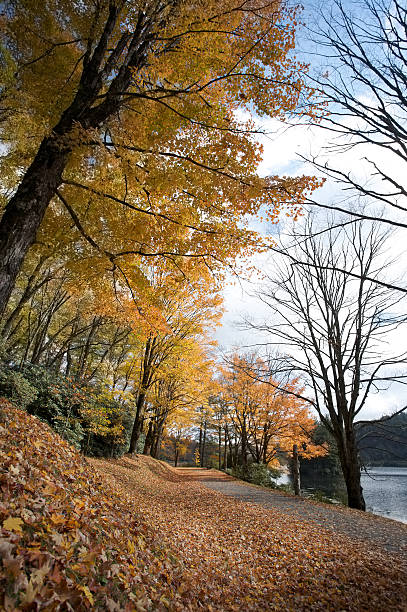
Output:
left=0, top=0, right=320, bottom=315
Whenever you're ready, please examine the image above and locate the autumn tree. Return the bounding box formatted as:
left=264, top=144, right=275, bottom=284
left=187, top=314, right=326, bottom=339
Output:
left=0, top=0, right=322, bottom=314
left=142, top=338, right=214, bottom=458
left=123, top=262, right=221, bottom=453
left=251, top=220, right=407, bottom=509
left=220, top=353, right=324, bottom=472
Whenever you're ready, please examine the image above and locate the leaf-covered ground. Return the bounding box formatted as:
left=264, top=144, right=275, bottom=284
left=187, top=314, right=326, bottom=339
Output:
left=1, top=401, right=407, bottom=611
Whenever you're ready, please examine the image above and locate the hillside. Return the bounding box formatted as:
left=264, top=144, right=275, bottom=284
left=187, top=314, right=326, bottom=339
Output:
left=1, top=400, right=407, bottom=611
left=358, top=413, right=407, bottom=466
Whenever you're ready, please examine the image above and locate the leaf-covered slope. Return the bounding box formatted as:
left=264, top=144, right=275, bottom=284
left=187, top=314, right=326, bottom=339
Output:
left=1, top=399, right=407, bottom=611
left=94, top=456, right=407, bottom=611
left=0, top=400, right=185, bottom=611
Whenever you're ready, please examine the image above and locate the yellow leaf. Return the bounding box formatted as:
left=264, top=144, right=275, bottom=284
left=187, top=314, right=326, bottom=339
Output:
left=3, top=516, right=23, bottom=533
left=79, top=585, right=94, bottom=605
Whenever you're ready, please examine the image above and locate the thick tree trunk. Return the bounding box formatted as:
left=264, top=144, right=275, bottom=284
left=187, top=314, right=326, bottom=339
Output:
left=0, top=138, right=70, bottom=315
left=338, top=429, right=366, bottom=510
left=129, top=335, right=156, bottom=453
left=151, top=425, right=163, bottom=459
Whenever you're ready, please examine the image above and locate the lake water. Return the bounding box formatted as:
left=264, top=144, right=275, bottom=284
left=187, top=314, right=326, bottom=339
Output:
left=279, top=466, right=407, bottom=524
left=361, top=467, right=407, bottom=524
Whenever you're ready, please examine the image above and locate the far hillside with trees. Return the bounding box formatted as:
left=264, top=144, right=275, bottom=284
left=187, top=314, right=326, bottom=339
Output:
left=358, top=413, right=407, bottom=467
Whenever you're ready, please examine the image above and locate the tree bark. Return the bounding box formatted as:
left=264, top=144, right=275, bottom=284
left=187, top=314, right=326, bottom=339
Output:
left=129, top=391, right=146, bottom=454
left=241, top=429, right=248, bottom=468
left=198, top=420, right=203, bottom=467
left=218, top=424, right=222, bottom=470
left=129, top=335, right=156, bottom=453
left=292, top=443, right=301, bottom=496
left=0, top=140, right=70, bottom=315
left=338, top=429, right=366, bottom=510
left=151, top=424, right=163, bottom=459
left=76, top=316, right=100, bottom=379
left=1, top=256, right=51, bottom=340
left=201, top=420, right=207, bottom=468
left=143, top=419, right=154, bottom=455
left=223, top=426, right=228, bottom=470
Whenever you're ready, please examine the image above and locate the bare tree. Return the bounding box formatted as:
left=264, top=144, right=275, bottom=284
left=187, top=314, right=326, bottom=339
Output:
left=304, top=0, right=407, bottom=238
left=250, top=220, right=407, bottom=509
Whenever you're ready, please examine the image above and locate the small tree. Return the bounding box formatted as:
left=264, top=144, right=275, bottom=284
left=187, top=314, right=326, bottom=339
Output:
left=220, top=352, right=326, bottom=475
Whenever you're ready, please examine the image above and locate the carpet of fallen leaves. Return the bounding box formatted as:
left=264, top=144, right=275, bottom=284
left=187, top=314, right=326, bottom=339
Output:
left=1, top=401, right=407, bottom=611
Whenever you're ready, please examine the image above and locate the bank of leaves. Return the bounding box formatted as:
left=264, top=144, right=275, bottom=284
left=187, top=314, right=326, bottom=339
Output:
left=1, top=400, right=407, bottom=610
left=0, top=400, right=186, bottom=610
left=94, top=460, right=407, bottom=611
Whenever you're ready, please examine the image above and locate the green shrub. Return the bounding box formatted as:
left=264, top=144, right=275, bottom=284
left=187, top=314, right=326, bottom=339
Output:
left=248, top=463, right=273, bottom=487
left=231, top=462, right=282, bottom=487
left=0, top=366, right=38, bottom=409
left=53, top=415, right=85, bottom=449
left=0, top=361, right=133, bottom=456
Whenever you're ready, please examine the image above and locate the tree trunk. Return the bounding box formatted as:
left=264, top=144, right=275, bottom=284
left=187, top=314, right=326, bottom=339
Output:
left=218, top=424, right=222, bottom=470
left=198, top=420, right=203, bottom=466
left=241, top=430, right=248, bottom=468
left=292, top=443, right=301, bottom=496
left=151, top=427, right=163, bottom=459
left=129, top=391, right=146, bottom=454
left=0, top=138, right=70, bottom=315
left=338, top=430, right=366, bottom=510
left=1, top=256, right=50, bottom=340
left=201, top=420, right=207, bottom=467
left=223, top=427, right=228, bottom=470
left=143, top=419, right=154, bottom=455
left=129, top=336, right=156, bottom=454
left=77, top=316, right=100, bottom=379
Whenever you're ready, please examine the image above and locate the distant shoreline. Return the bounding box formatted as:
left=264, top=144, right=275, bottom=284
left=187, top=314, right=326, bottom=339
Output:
left=365, top=463, right=407, bottom=468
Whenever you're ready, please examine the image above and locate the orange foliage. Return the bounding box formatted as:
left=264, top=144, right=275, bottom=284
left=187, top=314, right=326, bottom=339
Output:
left=221, top=354, right=326, bottom=465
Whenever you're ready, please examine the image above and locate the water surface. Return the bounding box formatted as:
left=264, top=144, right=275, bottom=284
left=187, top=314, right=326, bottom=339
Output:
left=361, top=467, right=407, bottom=524
left=280, top=466, right=407, bottom=524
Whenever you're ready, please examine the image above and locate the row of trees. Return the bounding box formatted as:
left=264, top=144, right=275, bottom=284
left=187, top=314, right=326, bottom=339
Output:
left=165, top=354, right=326, bottom=477
left=0, top=1, right=324, bottom=468
left=189, top=0, right=407, bottom=510
left=214, top=355, right=325, bottom=470
left=0, top=245, right=220, bottom=456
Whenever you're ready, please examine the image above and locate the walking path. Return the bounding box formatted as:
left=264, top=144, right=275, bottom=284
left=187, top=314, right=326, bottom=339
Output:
left=176, top=467, right=407, bottom=561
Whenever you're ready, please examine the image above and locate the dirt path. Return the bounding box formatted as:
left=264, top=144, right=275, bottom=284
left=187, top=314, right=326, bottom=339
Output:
left=176, top=467, right=407, bottom=561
